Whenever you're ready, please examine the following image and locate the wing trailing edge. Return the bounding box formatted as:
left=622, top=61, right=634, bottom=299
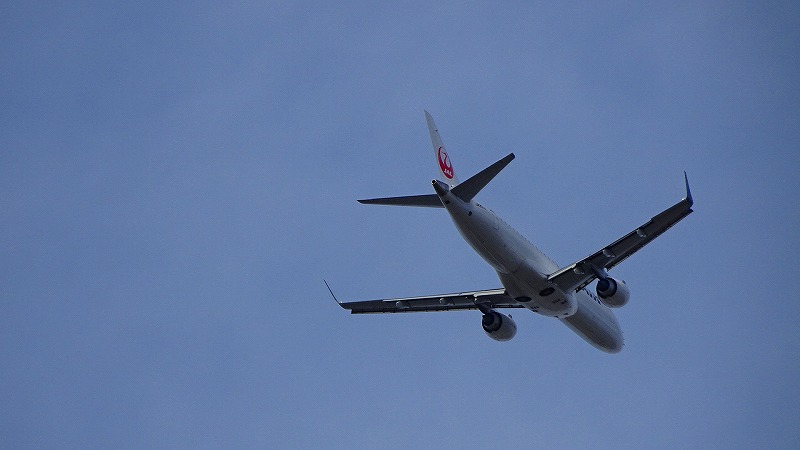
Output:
left=334, top=288, right=521, bottom=314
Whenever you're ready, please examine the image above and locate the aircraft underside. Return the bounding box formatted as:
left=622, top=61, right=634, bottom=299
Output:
left=333, top=111, right=693, bottom=353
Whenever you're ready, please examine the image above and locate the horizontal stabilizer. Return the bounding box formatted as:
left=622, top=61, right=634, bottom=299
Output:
left=358, top=193, right=444, bottom=208
left=451, top=153, right=515, bottom=202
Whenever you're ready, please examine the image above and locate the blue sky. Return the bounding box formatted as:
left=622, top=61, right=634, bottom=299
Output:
left=2, top=2, right=799, bottom=448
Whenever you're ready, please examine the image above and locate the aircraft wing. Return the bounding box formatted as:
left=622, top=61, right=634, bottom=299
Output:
left=330, top=285, right=522, bottom=314
left=548, top=173, right=694, bottom=293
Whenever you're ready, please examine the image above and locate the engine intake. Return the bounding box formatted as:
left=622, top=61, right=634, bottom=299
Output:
left=596, top=277, right=630, bottom=307
left=482, top=311, right=517, bottom=341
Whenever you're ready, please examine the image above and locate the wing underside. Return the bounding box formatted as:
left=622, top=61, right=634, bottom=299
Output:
left=548, top=174, right=694, bottom=293
left=336, top=288, right=522, bottom=314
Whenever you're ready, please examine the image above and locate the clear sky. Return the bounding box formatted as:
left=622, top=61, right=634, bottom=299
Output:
left=2, top=2, right=799, bottom=449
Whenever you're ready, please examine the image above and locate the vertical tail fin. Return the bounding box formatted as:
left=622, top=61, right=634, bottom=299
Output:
left=425, top=111, right=460, bottom=186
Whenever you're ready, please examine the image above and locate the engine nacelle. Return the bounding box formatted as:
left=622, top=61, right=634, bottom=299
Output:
left=596, top=277, right=630, bottom=308
left=481, top=311, right=517, bottom=341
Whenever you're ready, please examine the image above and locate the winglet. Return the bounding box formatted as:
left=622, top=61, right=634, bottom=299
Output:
left=324, top=280, right=347, bottom=309
left=683, top=171, right=694, bottom=207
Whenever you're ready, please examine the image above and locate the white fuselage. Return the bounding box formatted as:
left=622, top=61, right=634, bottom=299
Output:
left=436, top=183, right=624, bottom=353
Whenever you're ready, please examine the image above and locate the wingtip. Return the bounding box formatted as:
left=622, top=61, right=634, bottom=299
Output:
left=324, top=279, right=347, bottom=308
left=683, top=171, right=694, bottom=206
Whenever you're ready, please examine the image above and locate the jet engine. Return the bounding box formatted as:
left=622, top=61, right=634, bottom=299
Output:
left=596, top=277, right=630, bottom=307
left=481, top=311, right=517, bottom=341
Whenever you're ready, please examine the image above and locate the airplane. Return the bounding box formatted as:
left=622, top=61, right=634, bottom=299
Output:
left=327, top=111, right=693, bottom=353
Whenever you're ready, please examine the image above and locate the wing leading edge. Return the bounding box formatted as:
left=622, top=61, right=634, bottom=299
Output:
left=548, top=173, right=694, bottom=293
left=332, top=287, right=522, bottom=314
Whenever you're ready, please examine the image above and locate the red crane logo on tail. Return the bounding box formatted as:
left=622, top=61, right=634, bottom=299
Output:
left=437, top=146, right=454, bottom=179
